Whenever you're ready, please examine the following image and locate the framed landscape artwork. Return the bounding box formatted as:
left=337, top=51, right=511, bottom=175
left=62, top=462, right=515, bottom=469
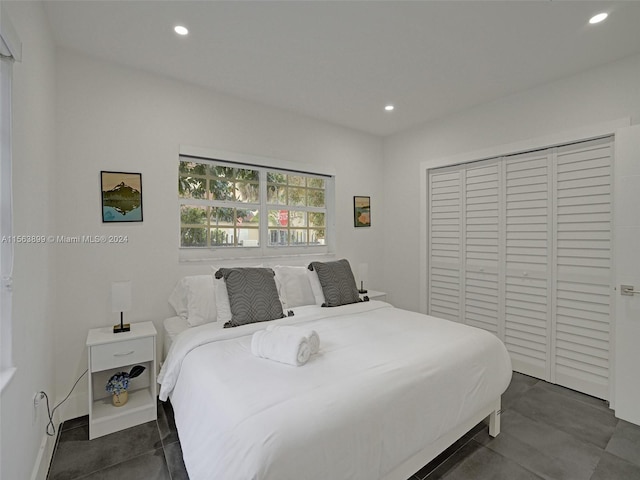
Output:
left=354, top=196, right=371, bottom=227
left=101, top=171, right=143, bottom=223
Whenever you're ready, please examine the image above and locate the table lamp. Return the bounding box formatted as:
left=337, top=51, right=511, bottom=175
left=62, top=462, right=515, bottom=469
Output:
left=358, top=263, right=368, bottom=294
left=112, top=281, right=131, bottom=333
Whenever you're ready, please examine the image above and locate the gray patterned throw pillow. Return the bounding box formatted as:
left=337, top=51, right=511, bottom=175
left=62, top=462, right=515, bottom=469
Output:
left=308, top=259, right=361, bottom=307
left=214, top=268, right=285, bottom=327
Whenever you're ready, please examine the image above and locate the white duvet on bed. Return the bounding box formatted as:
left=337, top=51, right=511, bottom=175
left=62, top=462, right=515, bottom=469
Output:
left=158, top=301, right=511, bottom=480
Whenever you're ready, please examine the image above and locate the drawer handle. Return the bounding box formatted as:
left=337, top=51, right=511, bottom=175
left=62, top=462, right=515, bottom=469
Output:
left=113, top=350, right=135, bottom=357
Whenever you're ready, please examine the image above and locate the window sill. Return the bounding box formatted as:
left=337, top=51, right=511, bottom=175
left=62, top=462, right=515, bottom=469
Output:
left=179, top=246, right=334, bottom=264
left=0, top=367, right=16, bottom=394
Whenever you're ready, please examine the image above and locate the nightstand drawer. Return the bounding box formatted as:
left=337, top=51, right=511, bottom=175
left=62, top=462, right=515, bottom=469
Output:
left=90, top=337, right=154, bottom=372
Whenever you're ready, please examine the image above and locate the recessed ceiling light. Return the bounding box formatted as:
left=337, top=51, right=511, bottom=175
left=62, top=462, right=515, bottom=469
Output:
left=384, top=105, right=395, bottom=112
left=174, top=25, right=189, bottom=36
left=589, top=12, right=608, bottom=24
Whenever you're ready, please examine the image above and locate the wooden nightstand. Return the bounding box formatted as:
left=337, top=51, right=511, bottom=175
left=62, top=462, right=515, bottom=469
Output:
left=360, top=290, right=387, bottom=302
left=86, top=321, right=157, bottom=439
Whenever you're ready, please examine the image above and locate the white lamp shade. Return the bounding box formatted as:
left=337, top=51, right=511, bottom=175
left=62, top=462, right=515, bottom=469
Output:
left=111, top=281, right=132, bottom=313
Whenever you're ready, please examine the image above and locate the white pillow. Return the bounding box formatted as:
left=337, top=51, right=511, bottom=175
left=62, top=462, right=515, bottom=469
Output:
left=168, top=280, right=189, bottom=319
left=273, top=266, right=316, bottom=309
left=185, top=275, right=217, bottom=326
left=307, top=268, right=326, bottom=306
left=168, top=275, right=217, bottom=327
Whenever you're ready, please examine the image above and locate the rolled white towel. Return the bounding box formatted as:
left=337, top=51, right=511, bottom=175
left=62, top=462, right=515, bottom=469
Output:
left=266, top=325, right=320, bottom=355
left=251, top=328, right=311, bottom=366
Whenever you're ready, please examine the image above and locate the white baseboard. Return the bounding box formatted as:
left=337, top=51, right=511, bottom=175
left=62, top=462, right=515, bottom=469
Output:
left=30, top=391, right=89, bottom=480
left=30, top=432, right=56, bottom=480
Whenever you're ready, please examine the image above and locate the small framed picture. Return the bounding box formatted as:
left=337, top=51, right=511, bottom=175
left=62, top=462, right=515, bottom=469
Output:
left=354, top=196, right=371, bottom=227
left=101, top=171, right=143, bottom=223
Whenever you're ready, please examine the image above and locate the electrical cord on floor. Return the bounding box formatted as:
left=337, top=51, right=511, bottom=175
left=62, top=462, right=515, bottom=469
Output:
left=41, top=369, right=88, bottom=437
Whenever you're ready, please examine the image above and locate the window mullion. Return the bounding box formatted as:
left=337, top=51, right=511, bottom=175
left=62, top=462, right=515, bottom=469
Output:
left=259, top=169, right=268, bottom=253
left=178, top=198, right=213, bottom=207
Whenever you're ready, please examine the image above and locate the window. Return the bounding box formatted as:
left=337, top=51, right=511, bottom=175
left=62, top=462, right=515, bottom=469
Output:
left=0, top=5, right=21, bottom=391
left=178, top=154, right=334, bottom=259
left=265, top=172, right=326, bottom=247
left=179, top=162, right=260, bottom=248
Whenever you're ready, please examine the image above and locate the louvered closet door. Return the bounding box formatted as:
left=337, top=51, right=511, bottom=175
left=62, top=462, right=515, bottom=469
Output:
left=504, top=151, right=553, bottom=380
left=428, top=168, right=463, bottom=322
left=463, top=160, right=502, bottom=336
left=553, top=137, right=613, bottom=400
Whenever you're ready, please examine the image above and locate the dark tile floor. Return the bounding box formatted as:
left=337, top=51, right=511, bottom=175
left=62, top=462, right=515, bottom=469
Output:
left=47, top=373, right=640, bottom=480
left=47, top=401, right=187, bottom=480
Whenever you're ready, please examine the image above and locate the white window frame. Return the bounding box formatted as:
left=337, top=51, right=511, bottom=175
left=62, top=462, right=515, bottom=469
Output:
left=178, top=145, right=335, bottom=263
left=0, top=4, right=21, bottom=392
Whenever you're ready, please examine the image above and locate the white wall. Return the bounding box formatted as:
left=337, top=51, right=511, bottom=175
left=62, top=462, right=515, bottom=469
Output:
left=613, top=124, right=640, bottom=425
left=383, top=53, right=640, bottom=312
left=383, top=53, right=640, bottom=423
left=0, top=2, right=57, bottom=480
left=53, top=49, right=385, bottom=420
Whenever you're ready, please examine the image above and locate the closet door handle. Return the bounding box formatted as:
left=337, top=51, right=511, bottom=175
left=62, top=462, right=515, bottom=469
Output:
left=621, top=285, right=640, bottom=296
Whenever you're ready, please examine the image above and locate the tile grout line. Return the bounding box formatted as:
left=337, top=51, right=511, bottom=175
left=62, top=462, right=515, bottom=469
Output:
left=422, top=428, right=483, bottom=479
left=510, top=406, right=615, bottom=451
left=45, top=427, right=63, bottom=480
left=156, top=410, right=174, bottom=480
left=51, top=418, right=165, bottom=480
left=70, top=446, right=166, bottom=480
left=487, top=377, right=620, bottom=480
left=470, top=438, right=547, bottom=480
left=508, top=382, right=618, bottom=451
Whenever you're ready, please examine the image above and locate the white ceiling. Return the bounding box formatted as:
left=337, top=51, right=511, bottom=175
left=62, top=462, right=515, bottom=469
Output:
left=42, top=1, right=640, bottom=137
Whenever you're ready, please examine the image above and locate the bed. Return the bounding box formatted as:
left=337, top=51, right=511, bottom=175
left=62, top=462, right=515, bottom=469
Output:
left=158, top=263, right=512, bottom=480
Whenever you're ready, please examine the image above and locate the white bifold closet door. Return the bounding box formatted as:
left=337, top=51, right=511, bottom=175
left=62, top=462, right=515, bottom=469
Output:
left=552, top=138, right=613, bottom=400
left=504, top=150, right=553, bottom=381
left=427, top=169, right=463, bottom=322
left=427, top=137, right=613, bottom=400
left=464, top=160, right=502, bottom=337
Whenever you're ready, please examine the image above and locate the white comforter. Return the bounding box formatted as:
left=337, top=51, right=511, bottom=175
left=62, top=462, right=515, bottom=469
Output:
left=158, top=301, right=511, bottom=480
